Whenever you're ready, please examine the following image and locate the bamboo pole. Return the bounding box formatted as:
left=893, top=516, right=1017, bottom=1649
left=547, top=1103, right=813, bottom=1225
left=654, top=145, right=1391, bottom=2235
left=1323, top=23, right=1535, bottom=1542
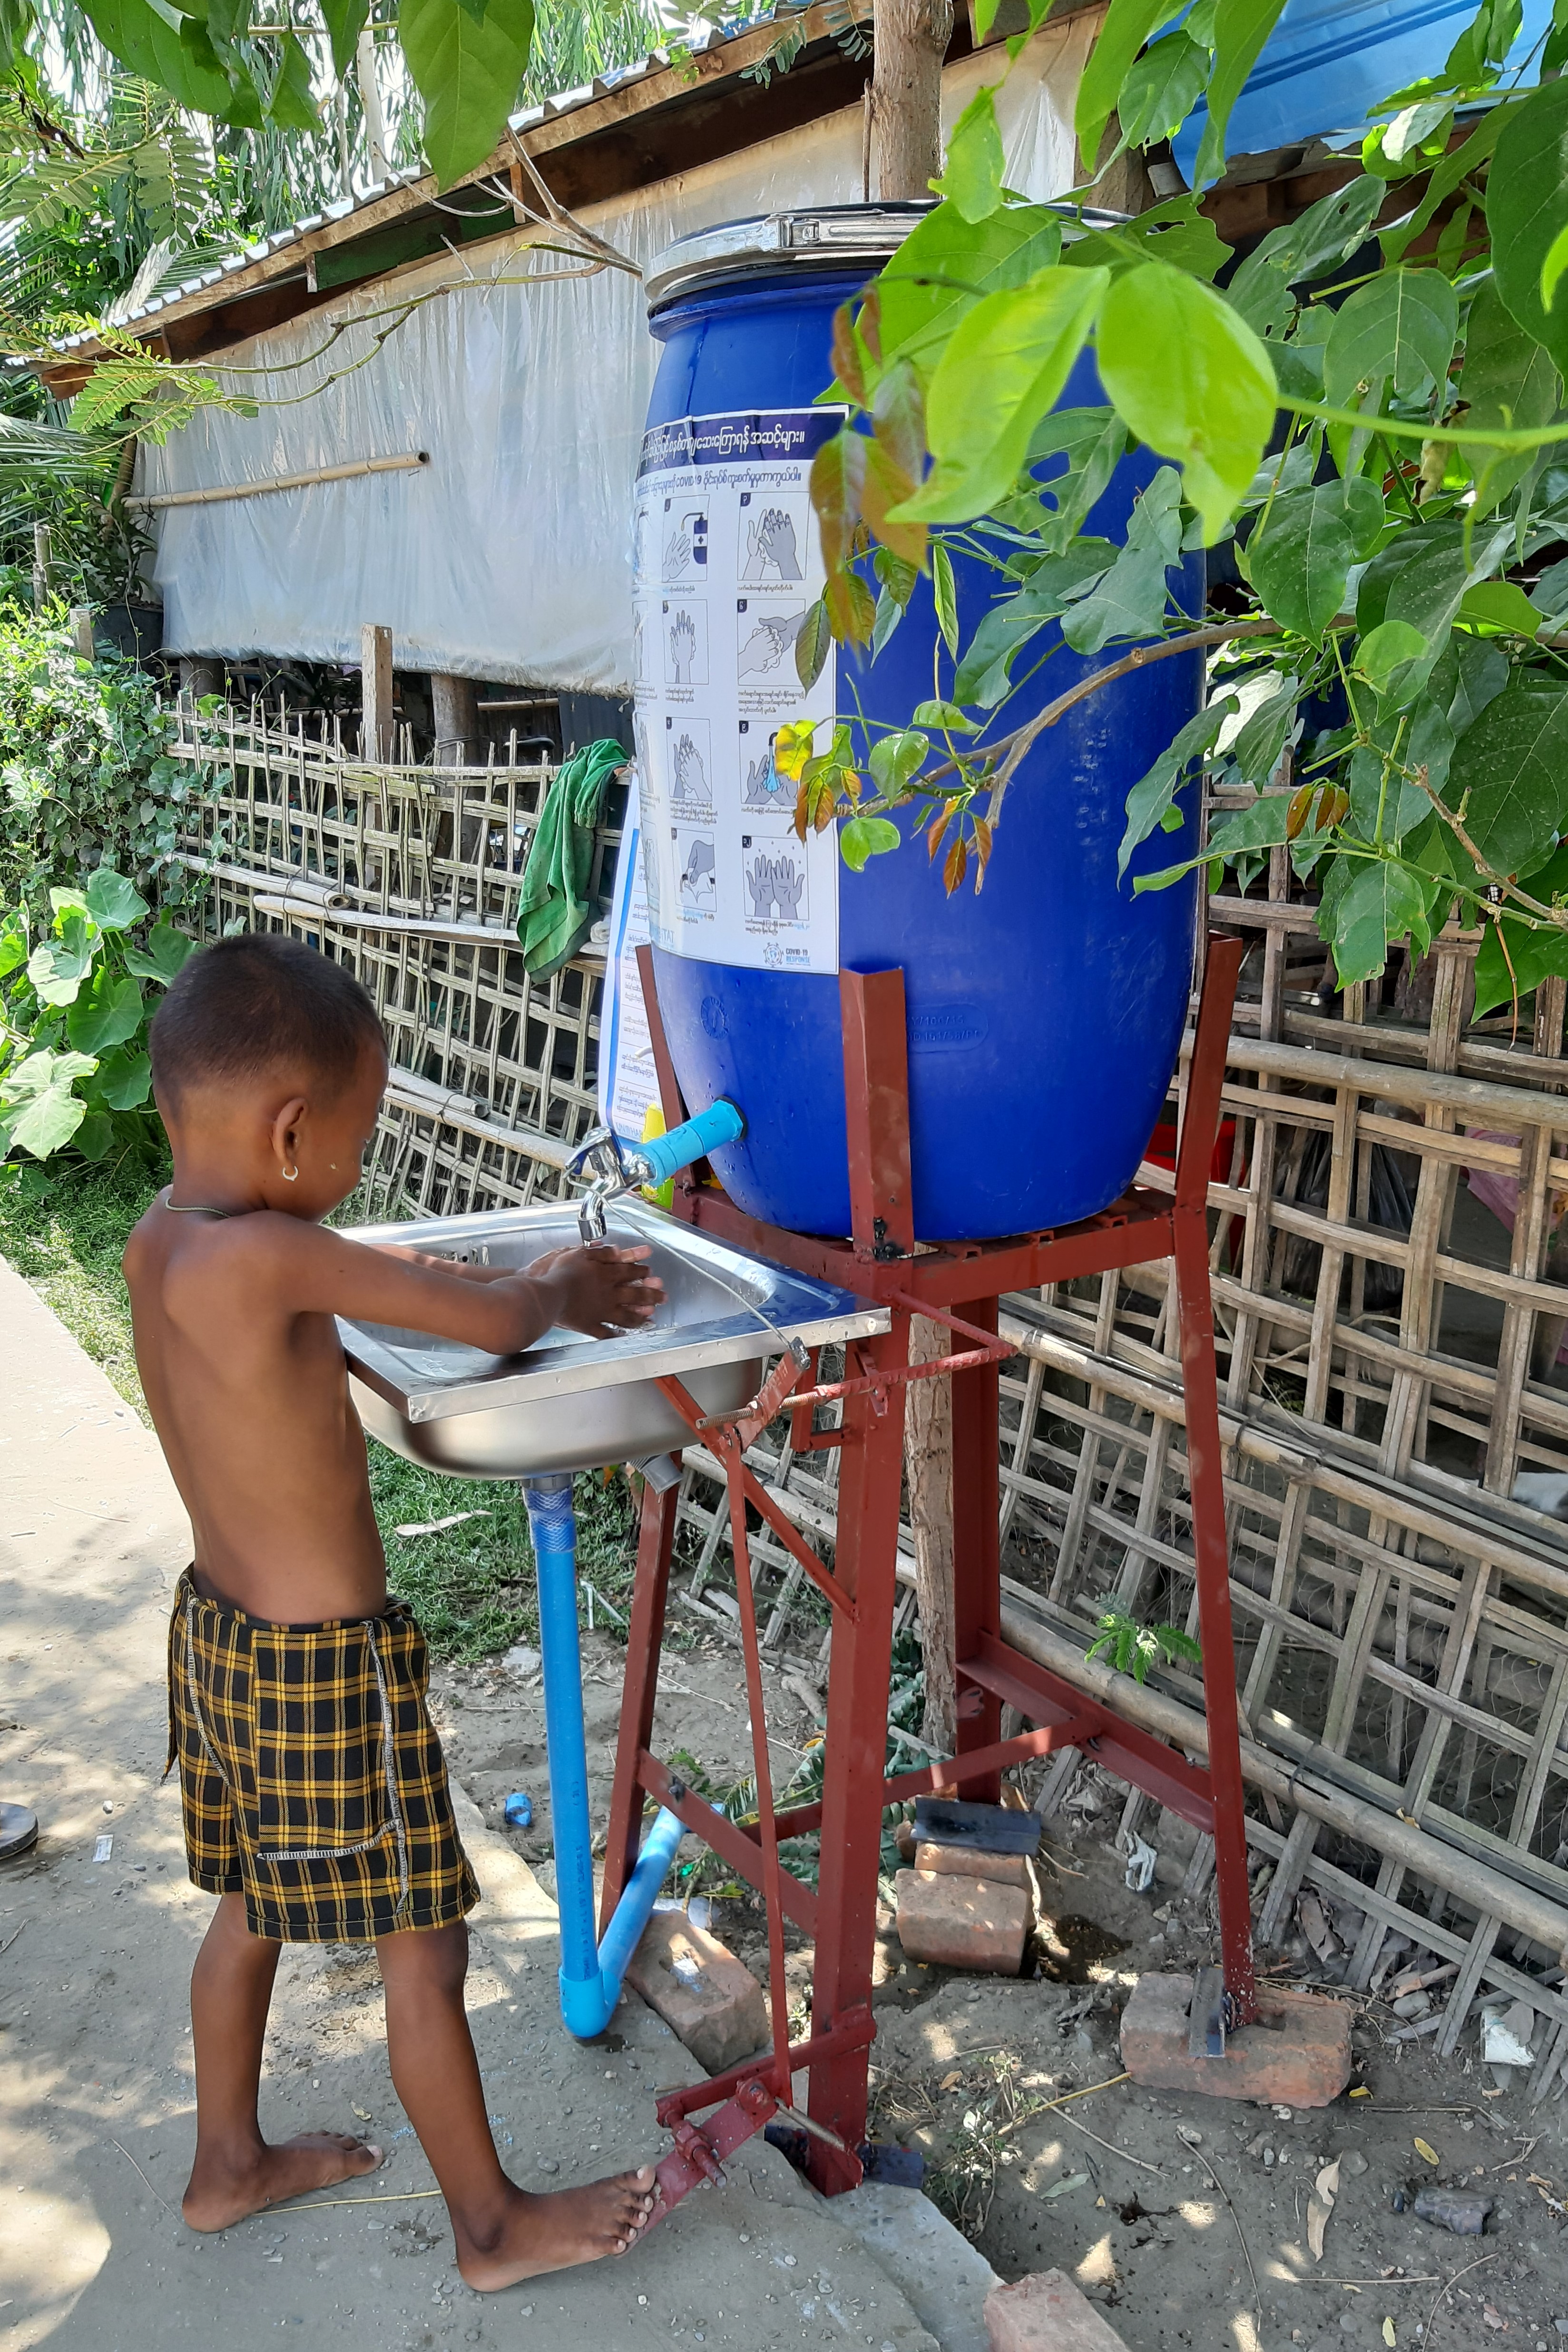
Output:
left=127, top=452, right=429, bottom=511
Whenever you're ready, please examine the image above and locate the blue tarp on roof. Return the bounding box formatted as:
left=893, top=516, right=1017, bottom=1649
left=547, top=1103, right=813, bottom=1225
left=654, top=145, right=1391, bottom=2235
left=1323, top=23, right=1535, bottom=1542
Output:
left=1172, top=0, right=1552, bottom=180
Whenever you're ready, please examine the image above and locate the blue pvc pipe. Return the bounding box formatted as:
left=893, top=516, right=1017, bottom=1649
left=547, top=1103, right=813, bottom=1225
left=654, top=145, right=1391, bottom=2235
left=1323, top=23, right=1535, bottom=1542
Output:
left=521, top=1473, right=685, bottom=2039
left=638, top=1098, right=745, bottom=1187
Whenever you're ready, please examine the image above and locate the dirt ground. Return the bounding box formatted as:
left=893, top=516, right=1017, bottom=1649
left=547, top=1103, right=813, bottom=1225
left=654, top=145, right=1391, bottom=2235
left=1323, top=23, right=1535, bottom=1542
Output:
left=437, top=1645, right=1568, bottom=2352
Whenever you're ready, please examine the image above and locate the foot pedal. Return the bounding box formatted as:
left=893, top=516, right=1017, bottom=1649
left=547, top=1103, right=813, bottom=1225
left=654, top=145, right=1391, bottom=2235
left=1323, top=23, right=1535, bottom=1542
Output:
left=1187, top=1965, right=1225, bottom=2060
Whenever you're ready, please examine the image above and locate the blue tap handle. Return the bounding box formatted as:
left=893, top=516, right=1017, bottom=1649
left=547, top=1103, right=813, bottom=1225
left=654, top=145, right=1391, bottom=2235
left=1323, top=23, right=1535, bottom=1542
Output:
left=638, top=1098, right=745, bottom=1185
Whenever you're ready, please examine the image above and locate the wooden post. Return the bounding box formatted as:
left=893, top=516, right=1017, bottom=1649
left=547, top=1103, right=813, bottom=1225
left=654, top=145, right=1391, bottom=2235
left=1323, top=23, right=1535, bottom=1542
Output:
left=361, top=624, right=394, bottom=762
left=32, top=524, right=53, bottom=610
left=68, top=607, right=95, bottom=663
left=430, top=672, right=480, bottom=765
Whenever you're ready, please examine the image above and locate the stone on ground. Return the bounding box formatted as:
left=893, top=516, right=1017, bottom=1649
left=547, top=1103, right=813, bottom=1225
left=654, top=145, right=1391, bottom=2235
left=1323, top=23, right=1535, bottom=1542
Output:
left=624, top=1908, right=769, bottom=2074
left=984, top=2267, right=1132, bottom=2351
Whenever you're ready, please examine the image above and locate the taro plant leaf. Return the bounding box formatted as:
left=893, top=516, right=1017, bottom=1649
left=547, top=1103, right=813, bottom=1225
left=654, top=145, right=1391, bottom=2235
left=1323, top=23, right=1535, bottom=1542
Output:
left=66, top=972, right=144, bottom=1057
left=1246, top=479, right=1381, bottom=641
left=953, top=540, right=1117, bottom=704
left=840, top=814, right=903, bottom=872
left=84, top=867, right=151, bottom=934
left=1073, top=0, right=1186, bottom=173
left=1323, top=268, right=1460, bottom=412
left=90, top=1047, right=155, bottom=1112
left=1095, top=262, right=1276, bottom=541
left=1117, top=695, right=1237, bottom=878
left=122, top=924, right=195, bottom=985
left=1061, top=466, right=1183, bottom=655
left=1450, top=676, right=1568, bottom=877
left=1331, top=858, right=1431, bottom=984
left=27, top=916, right=94, bottom=1007
left=1, top=1049, right=98, bottom=1160
left=1490, top=74, right=1568, bottom=376
left=0, top=915, right=25, bottom=981
left=896, top=267, right=1110, bottom=523
left=1117, top=30, right=1211, bottom=152
left=932, top=84, right=1006, bottom=223
left=1458, top=276, right=1562, bottom=516
left=1191, top=0, right=1292, bottom=190
left=399, top=0, right=537, bottom=188
left=874, top=205, right=1065, bottom=373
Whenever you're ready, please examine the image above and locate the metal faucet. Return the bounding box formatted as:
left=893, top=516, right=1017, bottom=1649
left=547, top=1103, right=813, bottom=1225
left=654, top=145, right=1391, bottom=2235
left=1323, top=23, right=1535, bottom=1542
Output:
left=567, top=1098, right=747, bottom=1244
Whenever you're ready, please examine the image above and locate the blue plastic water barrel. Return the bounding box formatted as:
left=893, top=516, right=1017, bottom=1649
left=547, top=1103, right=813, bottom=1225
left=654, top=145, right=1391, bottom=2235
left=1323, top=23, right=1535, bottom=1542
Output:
left=635, top=207, right=1204, bottom=1243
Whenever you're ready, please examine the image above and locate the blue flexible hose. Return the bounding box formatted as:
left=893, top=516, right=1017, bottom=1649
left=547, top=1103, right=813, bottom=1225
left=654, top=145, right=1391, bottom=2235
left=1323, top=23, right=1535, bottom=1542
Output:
left=521, top=1474, right=685, bottom=2038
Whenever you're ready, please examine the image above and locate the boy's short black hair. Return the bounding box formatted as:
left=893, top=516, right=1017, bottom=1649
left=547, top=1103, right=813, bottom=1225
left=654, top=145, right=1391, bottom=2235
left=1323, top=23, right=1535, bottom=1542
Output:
left=150, top=933, right=386, bottom=1109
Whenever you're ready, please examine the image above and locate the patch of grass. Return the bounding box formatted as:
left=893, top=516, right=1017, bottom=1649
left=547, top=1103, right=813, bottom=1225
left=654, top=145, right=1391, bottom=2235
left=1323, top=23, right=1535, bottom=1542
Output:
left=0, top=1157, right=154, bottom=1412
left=0, top=1160, right=641, bottom=1662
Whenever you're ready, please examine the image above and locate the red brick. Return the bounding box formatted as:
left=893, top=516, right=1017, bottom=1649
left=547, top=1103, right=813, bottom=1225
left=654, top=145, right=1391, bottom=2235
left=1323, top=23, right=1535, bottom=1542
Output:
left=1120, top=1970, right=1352, bottom=2107
left=985, top=2269, right=1132, bottom=2352
left=894, top=1867, right=1029, bottom=1972
left=624, top=1911, right=769, bottom=2074
left=914, top=1839, right=1032, bottom=1889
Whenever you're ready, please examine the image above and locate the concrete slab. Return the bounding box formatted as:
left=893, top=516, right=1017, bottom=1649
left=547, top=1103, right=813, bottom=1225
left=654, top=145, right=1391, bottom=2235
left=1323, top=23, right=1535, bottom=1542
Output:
left=834, top=2183, right=1000, bottom=2352
left=0, top=1255, right=939, bottom=2352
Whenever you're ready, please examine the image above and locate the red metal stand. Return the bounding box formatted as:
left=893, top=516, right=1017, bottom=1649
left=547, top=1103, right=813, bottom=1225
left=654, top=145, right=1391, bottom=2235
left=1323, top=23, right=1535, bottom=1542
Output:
left=603, top=936, right=1254, bottom=2207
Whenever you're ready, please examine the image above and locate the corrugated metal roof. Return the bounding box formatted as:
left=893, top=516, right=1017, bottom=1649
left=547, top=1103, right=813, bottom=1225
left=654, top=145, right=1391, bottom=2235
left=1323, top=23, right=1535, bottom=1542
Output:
left=50, top=20, right=759, bottom=350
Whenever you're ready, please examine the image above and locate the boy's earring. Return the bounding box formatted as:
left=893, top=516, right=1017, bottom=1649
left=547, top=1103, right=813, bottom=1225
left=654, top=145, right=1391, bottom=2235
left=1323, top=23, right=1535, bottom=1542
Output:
left=282, top=1163, right=299, bottom=1183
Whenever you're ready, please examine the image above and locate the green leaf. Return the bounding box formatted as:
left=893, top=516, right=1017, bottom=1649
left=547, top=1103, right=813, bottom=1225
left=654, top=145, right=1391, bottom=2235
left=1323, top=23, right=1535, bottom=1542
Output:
left=91, top=1046, right=154, bottom=1111
left=1458, top=579, right=1541, bottom=635
left=1074, top=0, right=1186, bottom=173
left=795, top=598, right=831, bottom=689
left=1192, top=0, right=1291, bottom=190
left=932, top=85, right=1006, bottom=223
left=1233, top=675, right=1300, bottom=784
left=1322, top=267, right=1459, bottom=412
left=1097, top=262, right=1275, bottom=541
left=1117, top=31, right=1210, bottom=151
left=1205, top=790, right=1294, bottom=861
left=0, top=916, right=25, bottom=981
left=874, top=205, right=1064, bottom=373
left=1383, top=100, right=1516, bottom=264
left=1490, top=76, right=1568, bottom=377
left=66, top=971, right=144, bottom=1056
left=1457, top=275, right=1562, bottom=517
left=1061, top=197, right=1228, bottom=284
left=897, top=267, right=1109, bottom=523
left=268, top=29, right=318, bottom=128
left=1331, top=859, right=1429, bottom=985
left=122, top=923, right=194, bottom=984
left=932, top=543, right=960, bottom=658
left=27, top=916, right=95, bottom=1007
left=1450, top=676, right=1568, bottom=875
left=84, top=866, right=149, bottom=933
left=810, top=429, right=866, bottom=573
left=320, top=0, right=368, bottom=76
left=840, top=814, right=903, bottom=871
left=1355, top=619, right=1428, bottom=696
left=1061, top=467, right=1184, bottom=654
left=8, top=1081, right=87, bottom=1160
left=1030, top=408, right=1128, bottom=551
left=1226, top=176, right=1383, bottom=337
left=1246, top=479, right=1378, bottom=641
left=953, top=540, right=1116, bottom=704
left=1543, top=220, right=1568, bottom=313
left=1117, top=696, right=1236, bottom=878
left=867, top=730, right=930, bottom=796
left=399, top=0, right=536, bottom=188
left=912, top=697, right=978, bottom=732
left=1472, top=848, right=1568, bottom=1016
left=80, top=0, right=240, bottom=113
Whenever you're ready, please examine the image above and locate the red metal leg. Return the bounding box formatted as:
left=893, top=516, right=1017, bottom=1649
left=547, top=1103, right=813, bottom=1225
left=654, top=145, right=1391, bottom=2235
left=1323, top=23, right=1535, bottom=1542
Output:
left=952, top=1294, right=1003, bottom=1804
left=600, top=1473, right=679, bottom=1931
left=803, top=1324, right=908, bottom=2191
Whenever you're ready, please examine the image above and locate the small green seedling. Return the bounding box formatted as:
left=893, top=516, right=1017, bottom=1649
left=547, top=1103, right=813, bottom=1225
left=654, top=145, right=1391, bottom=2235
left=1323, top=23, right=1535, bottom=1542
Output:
left=1085, top=1607, right=1202, bottom=1685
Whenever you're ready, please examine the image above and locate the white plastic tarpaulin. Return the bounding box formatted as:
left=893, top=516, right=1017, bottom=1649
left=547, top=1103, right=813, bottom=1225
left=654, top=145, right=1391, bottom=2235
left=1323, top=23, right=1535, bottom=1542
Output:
left=145, top=23, right=1095, bottom=690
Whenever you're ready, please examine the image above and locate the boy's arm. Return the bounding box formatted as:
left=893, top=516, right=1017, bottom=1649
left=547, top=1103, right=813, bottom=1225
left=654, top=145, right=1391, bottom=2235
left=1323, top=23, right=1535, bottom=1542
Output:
left=192, top=1218, right=661, bottom=1352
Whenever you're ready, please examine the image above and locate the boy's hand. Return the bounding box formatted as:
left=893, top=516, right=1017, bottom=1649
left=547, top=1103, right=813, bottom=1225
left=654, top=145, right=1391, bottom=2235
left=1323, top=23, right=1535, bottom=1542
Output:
left=525, top=1245, right=664, bottom=1342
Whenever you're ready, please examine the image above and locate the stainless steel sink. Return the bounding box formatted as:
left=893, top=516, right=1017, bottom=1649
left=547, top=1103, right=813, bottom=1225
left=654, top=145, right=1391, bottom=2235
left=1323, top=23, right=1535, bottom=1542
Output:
left=338, top=1198, right=888, bottom=1479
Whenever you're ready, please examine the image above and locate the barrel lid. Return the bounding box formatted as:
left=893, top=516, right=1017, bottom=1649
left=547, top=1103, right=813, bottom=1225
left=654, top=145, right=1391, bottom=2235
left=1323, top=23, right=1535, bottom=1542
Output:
left=645, top=200, right=1132, bottom=313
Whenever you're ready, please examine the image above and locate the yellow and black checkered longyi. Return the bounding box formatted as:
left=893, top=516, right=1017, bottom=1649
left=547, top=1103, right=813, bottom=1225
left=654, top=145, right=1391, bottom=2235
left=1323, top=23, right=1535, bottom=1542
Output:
left=166, top=1569, right=479, bottom=1942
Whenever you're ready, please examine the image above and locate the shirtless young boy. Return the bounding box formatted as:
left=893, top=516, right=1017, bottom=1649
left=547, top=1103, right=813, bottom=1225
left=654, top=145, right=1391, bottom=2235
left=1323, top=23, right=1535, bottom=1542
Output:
left=123, top=931, right=665, bottom=2287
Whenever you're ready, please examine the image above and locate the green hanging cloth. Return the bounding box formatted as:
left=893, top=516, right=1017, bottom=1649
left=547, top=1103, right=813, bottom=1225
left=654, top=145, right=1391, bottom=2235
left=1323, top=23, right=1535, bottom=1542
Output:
left=516, top=736, right=628, bottom=978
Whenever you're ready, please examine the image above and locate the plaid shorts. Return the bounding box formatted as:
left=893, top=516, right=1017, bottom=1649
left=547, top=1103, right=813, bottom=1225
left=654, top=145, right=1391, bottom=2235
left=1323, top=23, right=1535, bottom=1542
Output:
left=166, top=1569, right=480, bottom=1942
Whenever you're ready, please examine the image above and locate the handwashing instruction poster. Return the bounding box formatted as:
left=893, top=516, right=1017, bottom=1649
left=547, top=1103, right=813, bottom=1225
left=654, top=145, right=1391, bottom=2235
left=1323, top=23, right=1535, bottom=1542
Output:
left=597, top=807, right=659, bottom=1151
left=632, top=408, right=843, bottom=976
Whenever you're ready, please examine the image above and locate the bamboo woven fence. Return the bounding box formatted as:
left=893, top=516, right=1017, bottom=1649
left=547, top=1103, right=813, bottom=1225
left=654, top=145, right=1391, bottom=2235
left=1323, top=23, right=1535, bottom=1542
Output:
left=170, top=705, right=1568, bottom=2093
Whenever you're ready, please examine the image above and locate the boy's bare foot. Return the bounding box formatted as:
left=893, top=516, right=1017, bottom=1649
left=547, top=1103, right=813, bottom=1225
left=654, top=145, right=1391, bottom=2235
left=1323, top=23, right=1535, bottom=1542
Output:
left=456, top=2167, right=660, bottom=2291
left=182, top=2131, right=383, bottom=2230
